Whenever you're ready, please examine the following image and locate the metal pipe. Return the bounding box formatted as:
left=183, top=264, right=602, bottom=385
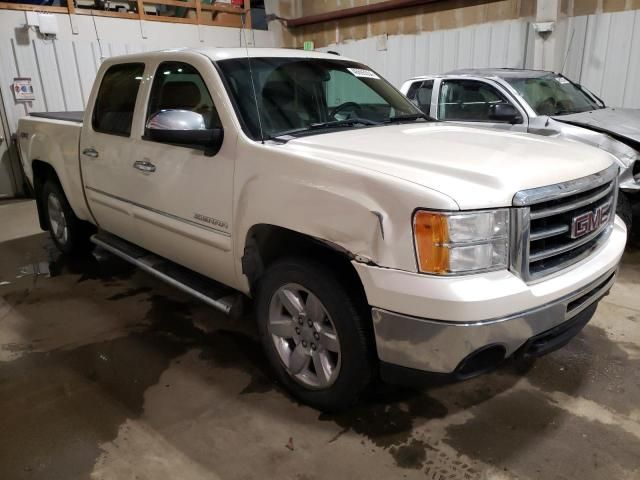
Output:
left=282, top=0, right=444, bottom=28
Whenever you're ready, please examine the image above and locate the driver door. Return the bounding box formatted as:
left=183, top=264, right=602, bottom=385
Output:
left=436, top=79, right=528, bottom=132
left=125, top=57, right=237, bottom=287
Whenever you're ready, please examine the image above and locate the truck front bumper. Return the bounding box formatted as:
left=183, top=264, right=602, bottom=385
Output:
left=354, top=216, right=626, bottom=378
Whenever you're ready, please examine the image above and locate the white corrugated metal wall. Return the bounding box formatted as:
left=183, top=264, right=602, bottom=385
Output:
left=320, top=9, right=640, bottom=110
left=0, top=10, right=275, bottom=135
left=560, top=9, right=640, bottom=108
left=319, top=19, right=531, bottom=88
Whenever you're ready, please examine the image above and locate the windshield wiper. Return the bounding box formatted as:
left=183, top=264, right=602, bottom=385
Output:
left=310, top=118, right=380, bottom=128
left=269, top=118, right=380, bottom=139
left=553, top=109, right=577, bottom=116
left=384, top=113, right=433, bottom=123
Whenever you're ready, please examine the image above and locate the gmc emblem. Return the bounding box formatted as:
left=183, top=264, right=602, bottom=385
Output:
left=571, top=202, right=611, bottom=239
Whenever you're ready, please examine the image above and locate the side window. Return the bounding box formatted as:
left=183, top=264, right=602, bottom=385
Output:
left=438, top=80, right=513, bottom=122
left=406, top=80, right=434, bottom=113
left=146, top=61, right=220, bottom=130
left=92, top=63, right=144, bottom=136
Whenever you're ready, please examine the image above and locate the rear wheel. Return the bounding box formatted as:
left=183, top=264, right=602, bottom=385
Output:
left=256, top=258, right=374, bottom=411
left=42, top=180, right=94, bottom=255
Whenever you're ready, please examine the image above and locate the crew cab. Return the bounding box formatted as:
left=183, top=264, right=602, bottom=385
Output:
left=400, top=69, right=640, bottom=232
left=17, top=49, right=626, bottom=411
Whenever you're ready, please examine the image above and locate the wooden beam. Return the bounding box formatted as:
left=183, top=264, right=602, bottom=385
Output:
left=0, top=3, right=68, bottom=13
left=198, top=14, right=242, bottom=28
left=136, top=0, right=145, bottom=19
left=0, top=0, right=246, bottom=27
left=284, top=0, right=443, bottom=27
left=244, top=0, right=251, bottom=30
left=194, top=0, right=202, bottom=27
left=75, top=9, right=139, bottom=19
left=143, top=0, right=196, bottom=8
left=200, top=3, right=244, bottom=13
left=141, top=14, right=197, bottom=24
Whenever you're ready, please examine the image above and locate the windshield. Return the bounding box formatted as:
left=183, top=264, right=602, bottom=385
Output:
left=505, top=74, right=602, bottom=116
left=217, top=57, right=423, bottom=139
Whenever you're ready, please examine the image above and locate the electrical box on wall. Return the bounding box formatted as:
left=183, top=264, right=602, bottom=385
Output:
left=37, top=14, right=59, bottom=36
left=25, top=11, right=39, bottom=27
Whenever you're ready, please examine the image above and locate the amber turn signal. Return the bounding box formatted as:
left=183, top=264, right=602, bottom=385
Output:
left=413, top=211, right=450, bottom=273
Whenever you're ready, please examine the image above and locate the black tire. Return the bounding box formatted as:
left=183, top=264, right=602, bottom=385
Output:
left=617, top=191, right=633, bottom=240
left=42, top=180, right=94, bottom=255
left=255, top=258, right=375, bottom=411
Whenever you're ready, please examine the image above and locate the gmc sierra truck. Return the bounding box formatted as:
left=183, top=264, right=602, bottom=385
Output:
left=17, top=48, right=626, bottom=411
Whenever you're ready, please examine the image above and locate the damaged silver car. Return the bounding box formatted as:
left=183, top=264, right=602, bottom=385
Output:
left=400, top=69, right=640, bottom=232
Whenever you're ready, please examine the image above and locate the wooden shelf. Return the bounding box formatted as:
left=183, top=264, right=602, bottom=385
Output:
left=0, top=0, right=249, bottom=27
left=141, top=13, right=197, bottom=23
left=200, top=3, right=245, bottom=13
left=75, top=9, right=140, bottom=18
left=143, top=0, right=196, bottom=8
left=0, top=2, right=68, bottom=13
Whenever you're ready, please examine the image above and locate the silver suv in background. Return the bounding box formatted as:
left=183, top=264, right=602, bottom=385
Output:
left=400, top=69, right=640, bottom=233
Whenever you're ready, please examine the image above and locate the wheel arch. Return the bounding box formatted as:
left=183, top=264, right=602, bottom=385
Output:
left=32, top=160, right=61, bottom=230
left=242, top=224, right=370, bottom=310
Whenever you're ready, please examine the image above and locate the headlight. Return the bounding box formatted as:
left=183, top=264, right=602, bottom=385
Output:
left=413, top=209, right=509, bottom=274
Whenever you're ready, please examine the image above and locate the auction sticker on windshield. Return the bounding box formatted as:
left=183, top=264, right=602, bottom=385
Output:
left=348, top=68, right=380, bottom=79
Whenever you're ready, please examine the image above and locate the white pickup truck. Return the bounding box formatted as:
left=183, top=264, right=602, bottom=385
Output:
left=17, top=48, right=626, bottom=411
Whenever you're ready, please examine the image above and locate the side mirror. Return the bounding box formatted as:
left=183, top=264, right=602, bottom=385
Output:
left=489, top=103, right=523, bottom=124
left=145, top=109, right=224, bottom=156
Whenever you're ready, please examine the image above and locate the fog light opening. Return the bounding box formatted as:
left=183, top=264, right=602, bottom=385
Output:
left=456, top=344, right=506, bottom=380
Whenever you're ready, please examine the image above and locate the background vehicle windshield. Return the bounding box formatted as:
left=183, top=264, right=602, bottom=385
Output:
left=218, top=57, right=422, bottom=139
left=505, top=74, right=601, bottom=116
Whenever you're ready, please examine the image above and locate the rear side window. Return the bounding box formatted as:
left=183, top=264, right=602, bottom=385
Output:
left=92, top=63, right=145, bottom=136
left=406, top=80, right=434, bottom=114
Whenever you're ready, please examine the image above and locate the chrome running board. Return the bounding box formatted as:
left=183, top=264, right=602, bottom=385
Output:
left=91, top=232, right=241, bottom=316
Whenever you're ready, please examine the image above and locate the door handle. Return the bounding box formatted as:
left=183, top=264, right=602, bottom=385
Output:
left=133, top=160, right=156, bottom=173
left=82, top=147, right=99, bottom=158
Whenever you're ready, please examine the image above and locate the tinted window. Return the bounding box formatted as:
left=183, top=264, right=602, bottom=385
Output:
left=438, top=80, right=513, bottom=122
left=217, top=57, right=421, bottom=140
left=406, top=80, right=434, bottom=113
left=92, top=63, right=144, bottom=136
left=146, top=62, right=220, bottom=129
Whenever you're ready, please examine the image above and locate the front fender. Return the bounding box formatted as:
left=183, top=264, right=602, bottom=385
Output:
left=232, top=140, right=459, bottom=289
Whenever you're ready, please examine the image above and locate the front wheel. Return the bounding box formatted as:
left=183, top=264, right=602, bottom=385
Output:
left=256, top=258, right=375, bottom=411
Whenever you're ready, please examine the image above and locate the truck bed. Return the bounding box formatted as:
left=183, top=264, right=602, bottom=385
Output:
left=29, top=111, right=83, bottom=123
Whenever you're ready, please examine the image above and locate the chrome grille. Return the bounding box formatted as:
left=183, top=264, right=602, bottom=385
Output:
left=511, top=165, right=619, bottom=283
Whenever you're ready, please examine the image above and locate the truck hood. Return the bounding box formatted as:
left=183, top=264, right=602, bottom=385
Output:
left=288, top=123, right=614, bottom=209
left=553, top=108, right=640, bottom=145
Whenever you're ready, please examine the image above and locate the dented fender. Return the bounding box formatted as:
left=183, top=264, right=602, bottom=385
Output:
left=232, top=138, right=458, bottom=290
left=532, top=117, right=640, bottom=192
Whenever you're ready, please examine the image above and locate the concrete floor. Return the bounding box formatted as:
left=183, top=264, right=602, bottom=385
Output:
left=1, top=199, right=639, bottom=480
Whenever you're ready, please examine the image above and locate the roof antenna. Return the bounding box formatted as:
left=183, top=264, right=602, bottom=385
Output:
left=241, top=11, right=265, bottom=144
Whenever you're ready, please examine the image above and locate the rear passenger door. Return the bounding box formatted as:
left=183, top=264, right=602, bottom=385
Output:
left=125, top=57, right=237, bottom=288
left=405, top=80, right=435, bottom=117
left=436, top=79, right=528, bottom=132
left=80, top=62, right=147, bottom=244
